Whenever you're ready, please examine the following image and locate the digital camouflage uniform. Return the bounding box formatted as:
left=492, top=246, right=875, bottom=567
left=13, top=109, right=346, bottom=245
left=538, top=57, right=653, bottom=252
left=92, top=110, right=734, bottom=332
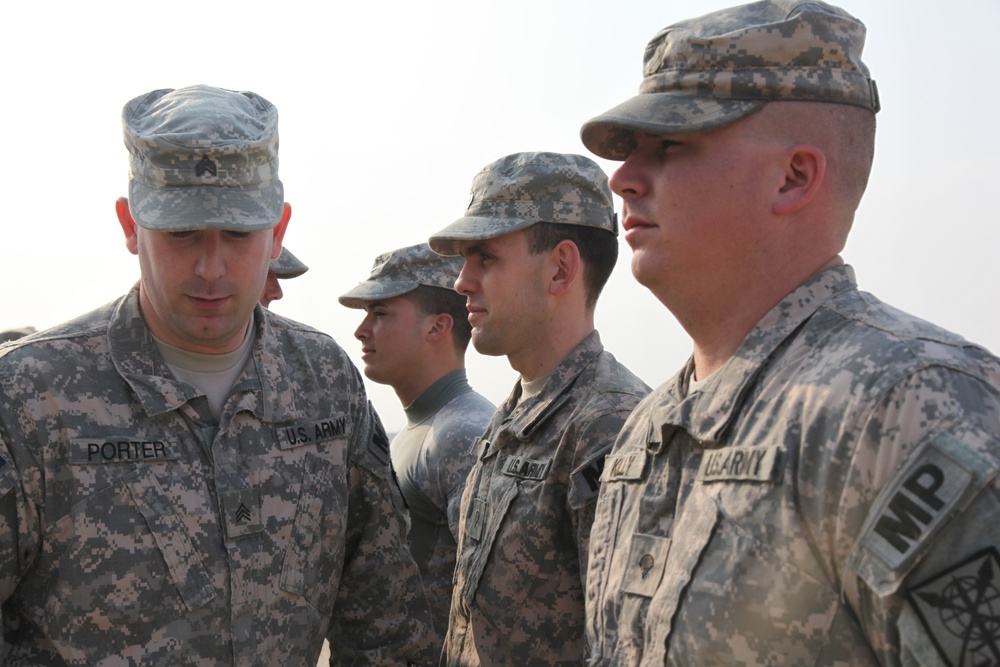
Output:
left=389, top=370, right=494, bottom=648
left=428, top=152, right=651, bottom=665
left=587, top=266, right=1000, bottom=666
left=0, top=85, right=434, bottom=666
left=445, top=332, right=649, bottom=665
left=0, top=291, right=435, bottom=665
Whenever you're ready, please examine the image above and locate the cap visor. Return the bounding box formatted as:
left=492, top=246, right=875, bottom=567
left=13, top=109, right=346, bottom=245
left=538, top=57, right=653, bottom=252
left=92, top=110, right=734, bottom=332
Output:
left=129, top=180, right=283, bottom=232
left=428, top=216, right=538, bottom=256
left=581, top=94, right=764, bottom=160
left=337, top=280, right=419, bottom=308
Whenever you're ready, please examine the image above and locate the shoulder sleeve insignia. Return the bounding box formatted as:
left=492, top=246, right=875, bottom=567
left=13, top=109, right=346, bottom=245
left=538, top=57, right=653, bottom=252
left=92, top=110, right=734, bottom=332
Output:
left=860, top=433, right=994, bottom=574
left=570, top=449, right=610, bottom=505
left=367, top=413, right=391, bottom=467
left=0, top=451, right=17, bottom=498
left=907, top=547, right=1000, bottom=667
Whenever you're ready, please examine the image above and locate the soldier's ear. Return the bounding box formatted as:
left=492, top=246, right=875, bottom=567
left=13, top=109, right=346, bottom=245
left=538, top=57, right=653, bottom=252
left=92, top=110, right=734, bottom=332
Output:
left=270, top=203, right=291, bottom=261
left=425, top=313, right=454, bottom=342
left=773, top=145, right=826, bottom=216
left=116, top=197, right=139, bottom=255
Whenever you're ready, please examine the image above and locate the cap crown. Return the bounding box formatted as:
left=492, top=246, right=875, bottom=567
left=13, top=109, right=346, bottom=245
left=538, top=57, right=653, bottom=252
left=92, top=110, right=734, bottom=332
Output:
left=123, top=84, right=283, bottom=231
left=428, top=152, right=616, bottom=256
left=640, top=0, right=876, bottom=108
left=339, top=243, right=463, bottom=308
left=581, top=0, right=879, bottom=160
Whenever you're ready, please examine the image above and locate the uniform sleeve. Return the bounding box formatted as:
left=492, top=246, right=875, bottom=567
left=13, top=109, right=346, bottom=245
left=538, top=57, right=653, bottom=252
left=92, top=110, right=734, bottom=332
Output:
left=0, top=419, right=42, bottom=656
left=567, top=411, right=633, bottom=579
left=838, top=367, right=1000, bottom=667
left=326, top=401, right=436, bottom=665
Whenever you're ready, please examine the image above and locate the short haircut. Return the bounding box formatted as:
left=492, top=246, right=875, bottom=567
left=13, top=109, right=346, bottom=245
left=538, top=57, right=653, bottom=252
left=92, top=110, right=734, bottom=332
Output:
left=525, top=222, right=618, bottom=308
left=406, top=284, right=472, bottom=353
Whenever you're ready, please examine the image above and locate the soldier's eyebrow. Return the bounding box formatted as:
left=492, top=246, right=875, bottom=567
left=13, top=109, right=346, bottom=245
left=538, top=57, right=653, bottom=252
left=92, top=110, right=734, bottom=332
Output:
left=461, top=242, right=488, bottom=257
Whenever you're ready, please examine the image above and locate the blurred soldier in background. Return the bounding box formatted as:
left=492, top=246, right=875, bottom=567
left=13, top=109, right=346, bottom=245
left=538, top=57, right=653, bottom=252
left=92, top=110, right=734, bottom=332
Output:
left=260, top=246, right=309, bottom=308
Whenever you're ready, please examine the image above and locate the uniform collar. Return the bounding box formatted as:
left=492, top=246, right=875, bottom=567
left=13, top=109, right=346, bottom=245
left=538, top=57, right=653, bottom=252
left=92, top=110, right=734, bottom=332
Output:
left=650, top=265, right=858, bottom=447
left=109, top=285, right=294, bottom=423
left=497, top=330, right=605, bottom=442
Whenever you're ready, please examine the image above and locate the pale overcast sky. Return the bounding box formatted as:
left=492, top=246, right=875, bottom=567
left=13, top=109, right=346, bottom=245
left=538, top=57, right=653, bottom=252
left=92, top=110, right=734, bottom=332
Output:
left=3, top=0, right=998, bottom=432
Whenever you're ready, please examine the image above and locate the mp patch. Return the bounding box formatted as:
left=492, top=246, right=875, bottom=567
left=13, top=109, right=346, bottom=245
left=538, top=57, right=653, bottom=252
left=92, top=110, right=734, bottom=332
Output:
left=622, top=533, right=671, bottom=598
left=697, top=445, right=781, bottom=484
left=861, top=438, right=973, bottom=571
left=570, top=451, right=608, bottom=503
left=908, top=548, right=1000, bottom=667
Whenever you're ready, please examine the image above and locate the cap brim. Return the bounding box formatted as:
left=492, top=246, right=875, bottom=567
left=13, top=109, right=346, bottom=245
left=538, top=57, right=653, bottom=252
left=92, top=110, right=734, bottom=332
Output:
left=270, top=248, right=309, bottom=278
left=428, top=216, right=538, bottom=256
left=581, top=93, right=765, bottom=160
left=338, top=280, right=419, bottom=309
left=129, top=179, right=284, bottom=232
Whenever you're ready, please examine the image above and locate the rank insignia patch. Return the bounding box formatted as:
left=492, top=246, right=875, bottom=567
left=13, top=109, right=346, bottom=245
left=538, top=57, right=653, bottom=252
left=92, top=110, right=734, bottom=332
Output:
left=221, top=488, right=263, bottom=540
left=622, top=533, right=671, bottom=598
left=908, top=548, right=1000, bottom=667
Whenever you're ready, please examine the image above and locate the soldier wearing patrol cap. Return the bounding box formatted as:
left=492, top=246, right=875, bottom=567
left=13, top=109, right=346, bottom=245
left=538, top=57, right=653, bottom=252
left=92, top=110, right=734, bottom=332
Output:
left=428, top=152, right=650, bottom=666
left=0, top=85, right=434, bottom=665
left=0, top=327, right=35, bottom=344
left=260, top=246, right=309, bottom=308
left=580, top=2, right=1000, bottom=665
left=339, top=242, right=495, bottom=655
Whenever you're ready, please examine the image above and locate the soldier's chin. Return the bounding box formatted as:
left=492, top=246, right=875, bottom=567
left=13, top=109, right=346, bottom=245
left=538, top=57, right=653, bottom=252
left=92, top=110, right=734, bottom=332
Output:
left=471, top=330, right=504, bottom=358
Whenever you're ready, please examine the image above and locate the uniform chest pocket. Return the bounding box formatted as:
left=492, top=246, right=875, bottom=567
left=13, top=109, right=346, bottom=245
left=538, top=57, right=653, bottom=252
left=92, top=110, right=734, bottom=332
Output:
left=280, top=453, right=348, bottom=615
left=34, top=465, right=214, bottom=663
left=460, top=475, right=556, bottom=630
left=630, top=477, right=839, bottom=665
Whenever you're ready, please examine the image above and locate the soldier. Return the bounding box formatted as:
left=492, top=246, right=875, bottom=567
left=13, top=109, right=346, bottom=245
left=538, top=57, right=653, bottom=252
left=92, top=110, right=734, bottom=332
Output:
left=580, top=2, right=1000, bottom=665
left=0, top=85, right=434, bottom=665
left=339, top=242, right=495, bottom=654
left=0, top=328, right=35, bottom=344
left=428, top=152, right=650, bottom=666
left=260, top=246, right=309, bottom=308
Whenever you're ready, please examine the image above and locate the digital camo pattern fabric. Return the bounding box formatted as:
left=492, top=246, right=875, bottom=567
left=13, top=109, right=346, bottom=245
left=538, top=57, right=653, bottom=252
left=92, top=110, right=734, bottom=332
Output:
left=427, top=152, right=618, bottom=257
left=586, top=265, right=1000, bottom=666
left=444, top=331, right=649, bottom=666
left=339, top=243, right=464, bottom=309
left=581, top=0, right=880, bottom=160
left=0, top=287, right=434, bottom=666
left=389, top=370, right=494, bottom=657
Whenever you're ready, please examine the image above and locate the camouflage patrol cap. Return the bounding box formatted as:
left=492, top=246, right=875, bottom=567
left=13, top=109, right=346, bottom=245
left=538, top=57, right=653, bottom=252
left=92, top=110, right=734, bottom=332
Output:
left=0, top=327, right=36, bottom=343
left=338, top=243, right=464, bottom=309
left=428, top=152, right=617, bottom=256
left=122, top=84, right=283, bottom=231
left=581, top=0, right=880, bottom=160
left=269, top=247, right=309, bottom=279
